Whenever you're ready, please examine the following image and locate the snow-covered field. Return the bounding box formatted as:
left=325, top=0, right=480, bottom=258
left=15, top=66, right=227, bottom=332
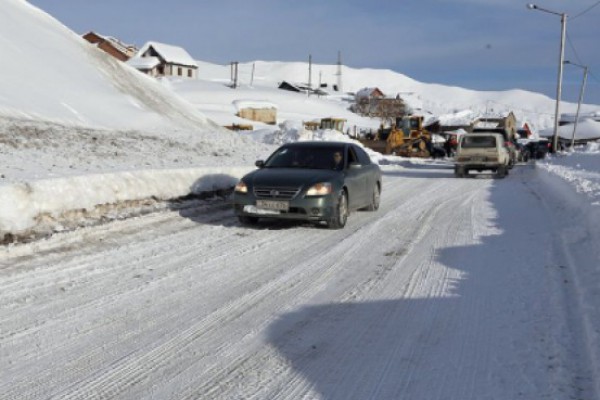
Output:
left=2, top=0, right=600, bottom=399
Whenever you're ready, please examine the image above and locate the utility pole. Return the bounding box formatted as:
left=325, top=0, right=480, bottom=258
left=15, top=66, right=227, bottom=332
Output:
left=553, top=13, right=567, bottom=153
left=250, top=62, right=255, bottom=87
left=527, top=4, right=568, bottom=153
left=308, top=54, right=312, bottom=89
left=336, top=51, right=343, bottom=92
left=230, top=61, right=239, bottom=89
left=565, top=61, right=588, bottom=149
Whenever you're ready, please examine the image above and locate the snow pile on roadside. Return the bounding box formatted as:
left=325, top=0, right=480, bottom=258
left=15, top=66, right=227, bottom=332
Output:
left=538, top=151, right=600, bottom=206
left=535, top=151, right=600, bottom=391
left=585, top=142, right=600, bottom=153
left=0, top=166, right=253, bottom=239
left=245, top=120, right=386, bottom=164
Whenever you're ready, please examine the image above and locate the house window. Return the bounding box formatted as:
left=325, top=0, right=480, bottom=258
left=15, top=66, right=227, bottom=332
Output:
left=178, top=67, right=182, bottom=76
left=188, top=69, right=192, bottom=78
left=157, top=66, right=164, bottom=75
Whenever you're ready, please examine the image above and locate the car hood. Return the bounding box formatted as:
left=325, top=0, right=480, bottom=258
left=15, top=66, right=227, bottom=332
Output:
left=245, top=168, right=341, bottom=188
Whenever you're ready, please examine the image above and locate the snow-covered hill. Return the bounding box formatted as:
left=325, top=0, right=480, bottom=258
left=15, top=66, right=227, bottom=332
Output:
left=187, top=60, right=600, bottom=135
left=0, top=0, right=215, bottom=131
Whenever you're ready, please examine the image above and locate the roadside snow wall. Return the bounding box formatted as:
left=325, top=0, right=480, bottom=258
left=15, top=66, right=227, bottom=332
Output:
left=0, top=166, right=253, bottom=237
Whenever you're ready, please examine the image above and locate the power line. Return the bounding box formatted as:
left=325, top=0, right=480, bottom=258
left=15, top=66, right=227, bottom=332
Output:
left=565, top=33, right=600, bottom=85
left=566, top=33, right=584, bottom=65
left=570, top=0, right=600, bottom=20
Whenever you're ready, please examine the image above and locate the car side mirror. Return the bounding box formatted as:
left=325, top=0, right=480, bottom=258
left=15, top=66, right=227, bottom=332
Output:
left=255, top=160, right=265, bottom=168
left=349, top=162, right=362, bottom=169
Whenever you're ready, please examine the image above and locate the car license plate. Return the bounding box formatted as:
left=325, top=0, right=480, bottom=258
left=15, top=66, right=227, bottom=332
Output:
left=256, top=200, right=289, bottom=211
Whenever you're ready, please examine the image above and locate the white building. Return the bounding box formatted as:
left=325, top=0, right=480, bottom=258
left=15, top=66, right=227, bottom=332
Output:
left=127, top=41, right=198, bottom=79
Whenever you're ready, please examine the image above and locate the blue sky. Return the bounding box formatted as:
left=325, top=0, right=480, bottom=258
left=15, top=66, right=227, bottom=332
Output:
left=29, top=0, right=600, bottom=104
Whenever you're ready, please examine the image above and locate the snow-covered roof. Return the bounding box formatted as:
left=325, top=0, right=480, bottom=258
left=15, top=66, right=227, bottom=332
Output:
left=356, top=87, right=384, bottom=99
left=127, top=56, right=160, bottom=69
left=232, top=100, right=278, bottom=111
left=83, top=31, right=136, bottom=54
left=540, top=119, right=600, bottom=140
left=436, top=110, right=476, bottom=126
left=137, top=41, right=198, bottom=68
left=560, top=111, right=600, bottom=123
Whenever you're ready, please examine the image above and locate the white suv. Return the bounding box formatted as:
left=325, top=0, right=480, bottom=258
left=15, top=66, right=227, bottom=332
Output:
left=454, top=133, right=510, bottom=178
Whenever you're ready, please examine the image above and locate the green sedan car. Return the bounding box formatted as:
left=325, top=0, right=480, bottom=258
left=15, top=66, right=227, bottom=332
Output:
left=232, top=141, right=382, bottom=229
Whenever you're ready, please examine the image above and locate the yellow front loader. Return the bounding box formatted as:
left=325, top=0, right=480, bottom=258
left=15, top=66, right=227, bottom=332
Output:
left=360, top=115, right=432, bottom=157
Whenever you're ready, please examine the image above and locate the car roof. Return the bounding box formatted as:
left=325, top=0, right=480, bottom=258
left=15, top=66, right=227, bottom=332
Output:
left=462, top=133, right=504, bottom=138
left=281, top=141, right=350, bottom=149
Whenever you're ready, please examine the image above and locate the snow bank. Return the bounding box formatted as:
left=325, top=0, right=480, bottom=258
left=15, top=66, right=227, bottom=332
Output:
left=538, top=152, right=600, bottom=206
left=0, top=166, right=253, bottom=235
left=535, top=159, right=600, bottom=389
left=244, top=120, right=385, bottom=164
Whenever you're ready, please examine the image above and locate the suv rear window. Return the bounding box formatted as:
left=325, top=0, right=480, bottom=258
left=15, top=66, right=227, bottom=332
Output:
left=461, top=136, right=497, bottom=149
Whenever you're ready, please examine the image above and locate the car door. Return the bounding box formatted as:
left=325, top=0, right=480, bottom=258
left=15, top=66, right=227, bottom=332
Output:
left=354, top=145, right=378, bottom=196
left=344, top=145, right=369, bottom=208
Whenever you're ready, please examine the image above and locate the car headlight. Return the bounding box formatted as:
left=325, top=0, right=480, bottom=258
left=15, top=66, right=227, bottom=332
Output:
left=234, top=181, right=248, bottom=194
left=306, top=182, right=332, bottom=196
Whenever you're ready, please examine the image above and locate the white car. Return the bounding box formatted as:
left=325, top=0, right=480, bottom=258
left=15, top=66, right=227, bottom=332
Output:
left=454, top=133, right=511, bottom=178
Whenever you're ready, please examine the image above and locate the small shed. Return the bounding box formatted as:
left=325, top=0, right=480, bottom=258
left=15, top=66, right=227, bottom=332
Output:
left=233, top=100, right=278, bottom=125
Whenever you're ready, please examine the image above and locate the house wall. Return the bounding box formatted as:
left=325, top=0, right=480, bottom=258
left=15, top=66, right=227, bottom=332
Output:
left=163, top=64, right=197, bottom=79
left=238, top=108, right=277, bottom=125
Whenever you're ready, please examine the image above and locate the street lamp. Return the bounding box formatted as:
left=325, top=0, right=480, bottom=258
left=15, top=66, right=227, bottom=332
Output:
left=527, top=3, right=567, bottom=153
left=564, top=60, right=589, bottom=150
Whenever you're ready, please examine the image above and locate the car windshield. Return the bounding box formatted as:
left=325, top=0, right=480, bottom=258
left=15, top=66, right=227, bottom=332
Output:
left=264, top=146, right=345, bottom=170
left=461, top=136, right=497, bottom=149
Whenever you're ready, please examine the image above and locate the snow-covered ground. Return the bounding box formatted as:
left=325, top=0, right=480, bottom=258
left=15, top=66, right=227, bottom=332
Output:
left=2, top=1, right=600, bottom=399
left=2, top=162, right=600, bottom=400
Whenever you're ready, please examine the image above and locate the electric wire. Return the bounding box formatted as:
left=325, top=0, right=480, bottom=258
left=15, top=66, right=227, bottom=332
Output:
left=570, top=0, right=600, bottom=20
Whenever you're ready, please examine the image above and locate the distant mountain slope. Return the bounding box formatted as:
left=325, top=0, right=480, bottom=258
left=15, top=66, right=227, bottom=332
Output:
left=195, top=60, right=599, bottom=132
left=0, top=0, right=215, bottom=132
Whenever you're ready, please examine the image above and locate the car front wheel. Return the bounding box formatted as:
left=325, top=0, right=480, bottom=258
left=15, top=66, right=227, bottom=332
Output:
left=496, top=165, right=508, bottom=178
left=454, top=166, right=466, bottom=178
left=327, top=191, right=348, bottom=229
left=366, top=183, right=380, bottom=211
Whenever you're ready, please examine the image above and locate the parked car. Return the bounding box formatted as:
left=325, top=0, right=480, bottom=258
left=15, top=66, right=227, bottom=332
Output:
left=454, top=133, right=511, bottom=178
left=232, top=141, right=382, bottom=229
left=525, top=139, right=550, bottom=159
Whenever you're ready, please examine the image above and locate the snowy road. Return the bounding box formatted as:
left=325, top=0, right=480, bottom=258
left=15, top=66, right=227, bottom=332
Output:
left=1, top=163, right=597, bottom=400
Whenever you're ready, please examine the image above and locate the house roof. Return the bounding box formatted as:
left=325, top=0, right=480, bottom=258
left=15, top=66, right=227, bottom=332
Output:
left=127, top=56, right=160, bottom=69
left=233, top=100, right=278, bottom=111
left=356, top=87, right=384, bottom=99
left=137, top=41, right=198, bottom=68
left=83, top=31, right=137, bottom=54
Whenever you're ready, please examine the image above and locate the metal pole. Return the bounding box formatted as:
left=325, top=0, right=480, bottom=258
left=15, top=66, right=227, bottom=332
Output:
left=551, top=13, right=566, bottom=153
left=570, top=65, right=588, bottom=149
left=308, top=54, right=312, bottom=89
